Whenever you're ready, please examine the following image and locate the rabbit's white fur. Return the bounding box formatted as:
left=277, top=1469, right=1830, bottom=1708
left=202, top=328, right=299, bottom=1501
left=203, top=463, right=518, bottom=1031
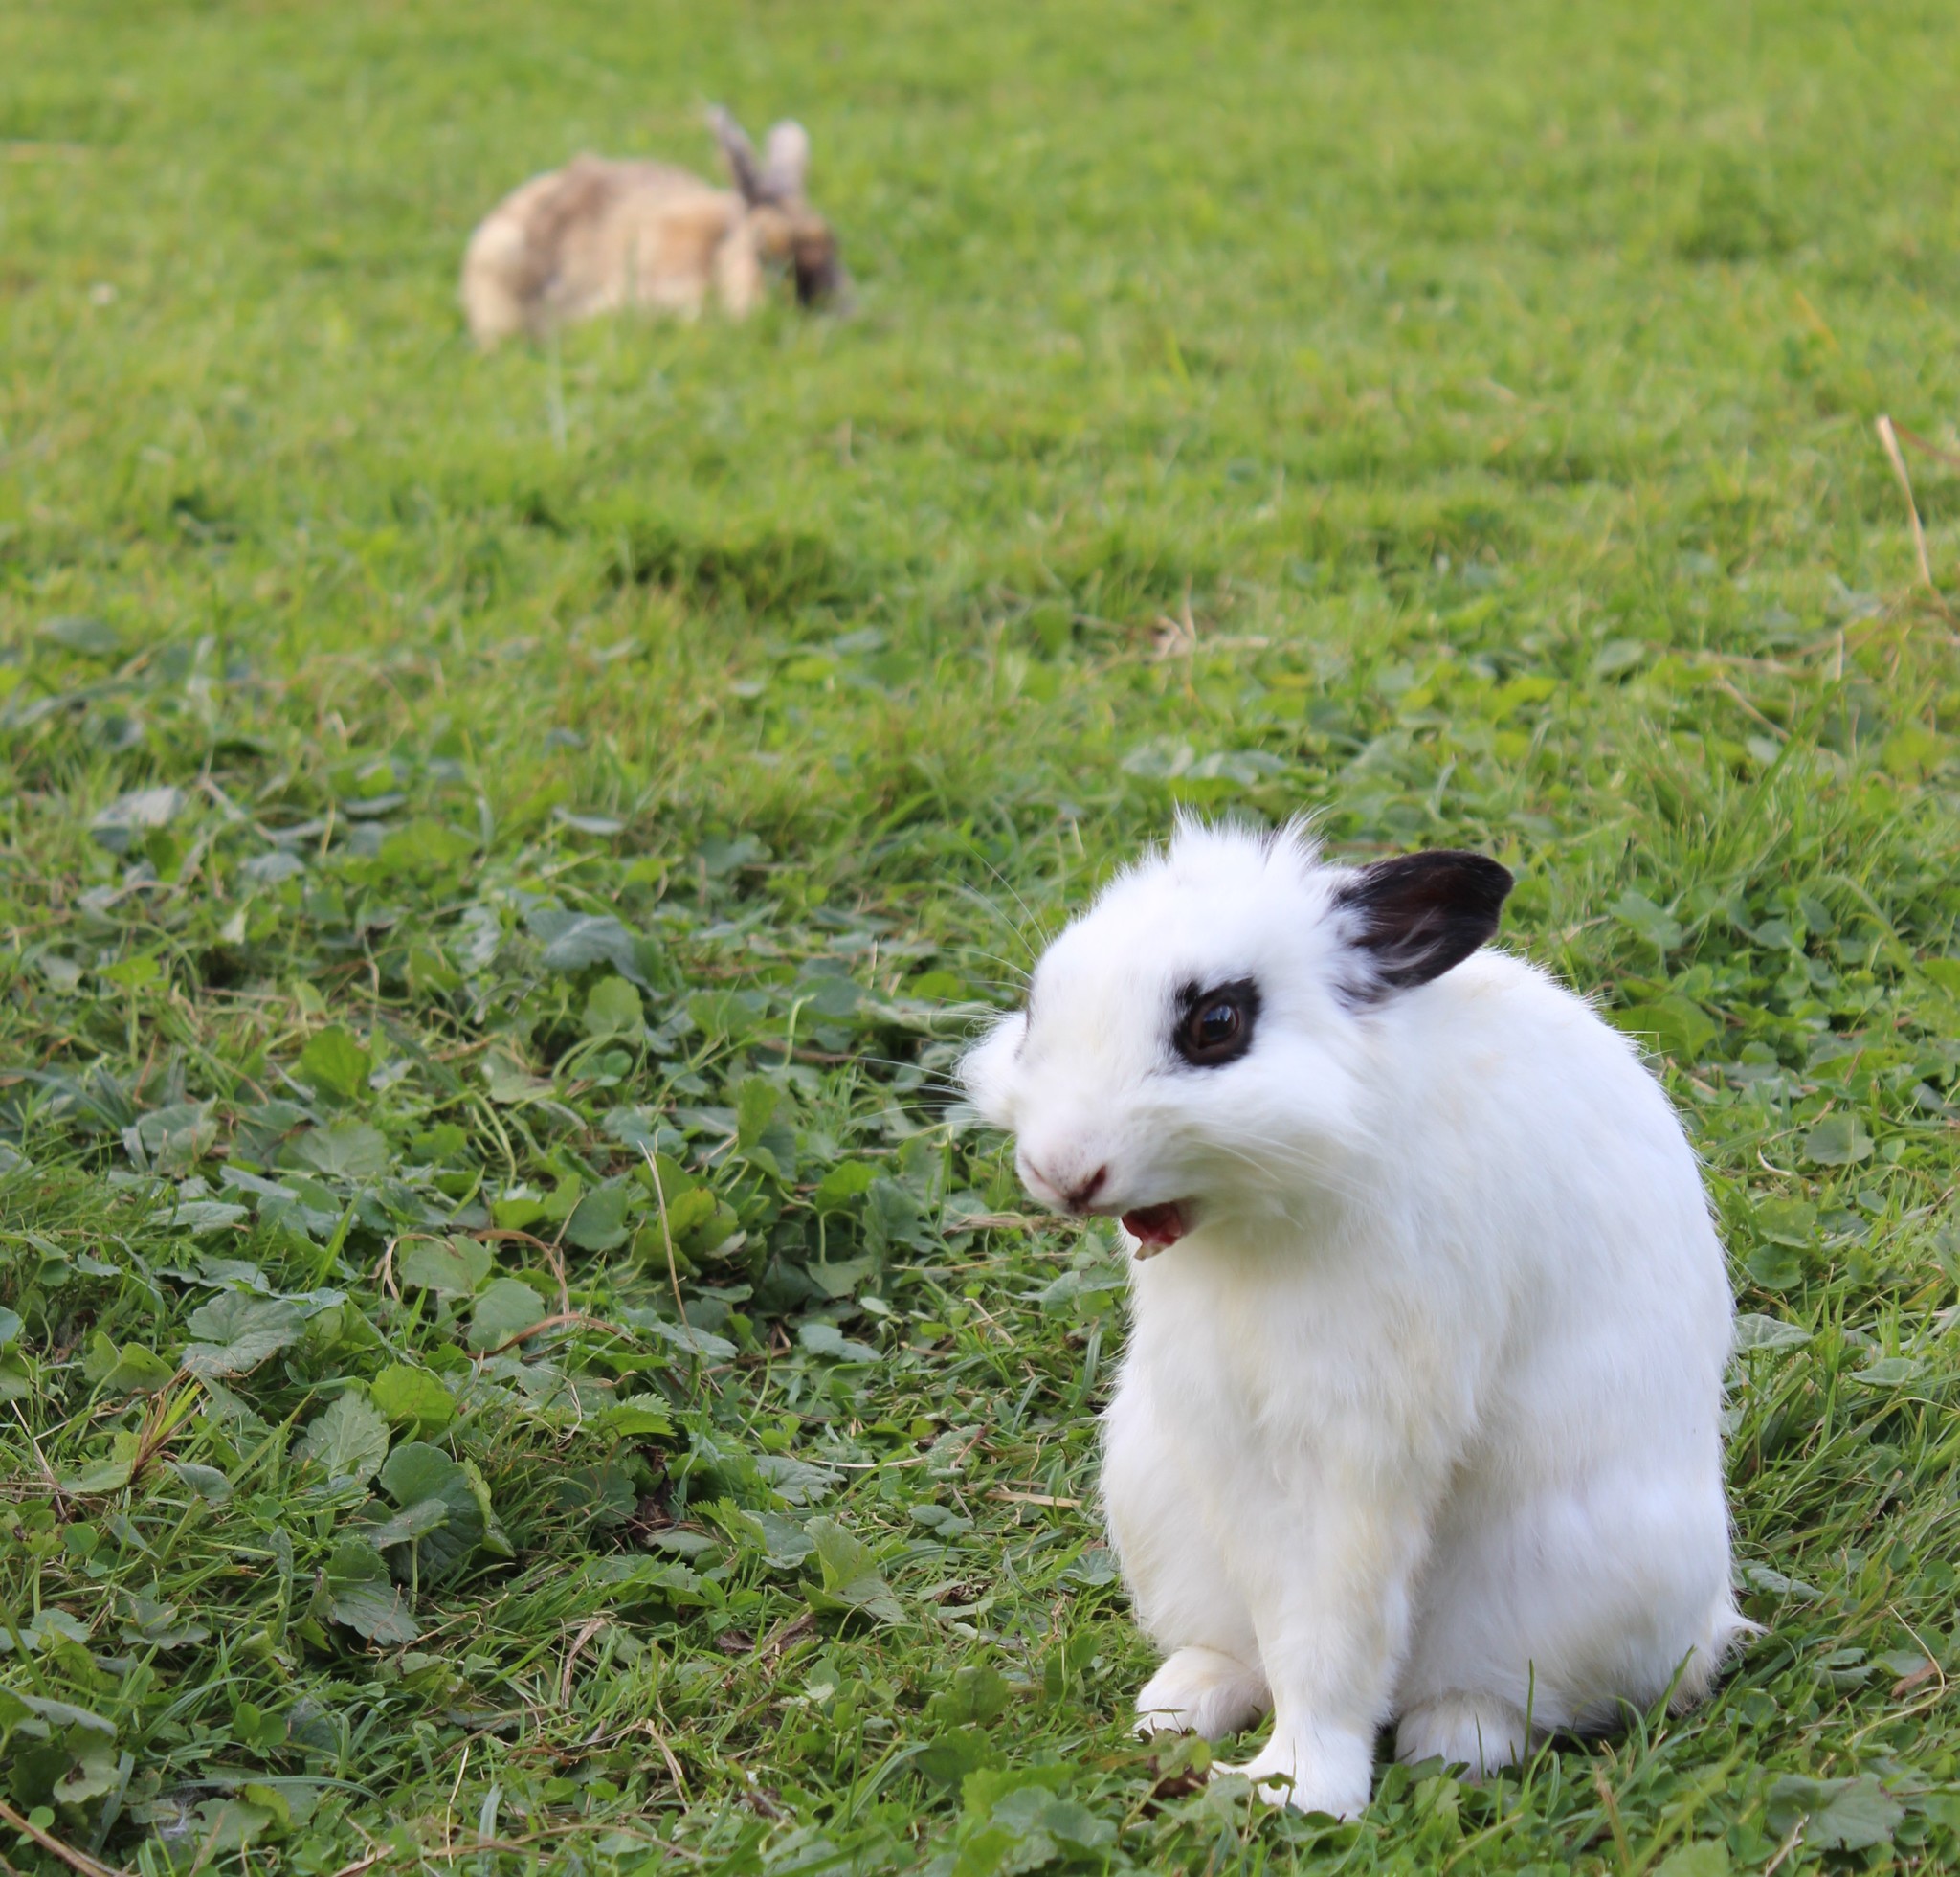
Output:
left=962, top=820, right=1744, bottom=1817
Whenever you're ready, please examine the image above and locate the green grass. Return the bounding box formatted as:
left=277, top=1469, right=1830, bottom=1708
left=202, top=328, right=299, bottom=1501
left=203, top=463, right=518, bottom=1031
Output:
left=5, top=0, right=1960, bottom=1869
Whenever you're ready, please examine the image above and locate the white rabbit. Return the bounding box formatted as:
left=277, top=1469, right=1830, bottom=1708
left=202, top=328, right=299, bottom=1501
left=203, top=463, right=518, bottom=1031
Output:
left=460, top=108, right=845, bottom=347
left=961, top=818, right=1746, bottom=1818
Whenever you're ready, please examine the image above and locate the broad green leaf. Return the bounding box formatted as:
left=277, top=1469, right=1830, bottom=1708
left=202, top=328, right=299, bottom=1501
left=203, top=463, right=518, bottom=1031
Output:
left=469, top=1277, right=549, bottom=1350
left=1611, top=995, right=1715, bottom=1062
left=924, top=1665, right=1012, bottom=1729
left=1035, top=1266, right=1122, bottom=1311
left=1738, top=1561, right=1819, bottom=1599
left=319, top=1539, right=419, bottom=1643
left=1733, top=1314, right=1810, bottom=1352
left=798, top=972, right=866, bottom=1020
left=1766, top=1774, right=1902, bottom=1852
left=39, top=614, right=122, bottom=656
left=961, top=1765, right=1072, bottom=1819
left=295, top=1391, right=390, bottom=1485
left=165, top=1197, right=250, bottom=1235
left=605, top=1109, right=680, bottom=1156
left=369, top=1363, right=456, bottom=1434
left=689, top=988, right=764, bottom=1042
left=484, top=1052, right=549, bottom=1105
left=565, top=1181, right=633, bottom=1251
left=1853, top=1356, right=1923, bottom=1387
left=808, top=1516, right=875, bottom=1582
left=1922, top=958, right=1960, bottom=996
left=284, top=1120, right=390, bottom=1180
left=399, top=1238, right=492, bottom=1298
left=172, top=1798, right=276, bottom=1856
left=11, top=1690, right=116, bottom=1735
left=1611, top=891, right=1684, bottom=952
left=124, top=1101, right=216, bottom=1176
left=549, top=1462, right=637, bottom=1529
left=297, top=1025, right=372, bottom=1104
left=461, top=1457, right=514, bottom=1558
left=583, top=974, right=643, bottom=1038
left=406, top=944, right=462, bottom=995
left=1744, top=1244, right=1804, bottom=1292
left=806, top=1255, right=877, bottom=1301
left=988, top=1788, right=1116, bottom=1854
left=491, top=1194, right=546, bottom=1231
left=378, top=1441, right=484, bottom=1577
left=740, top=1509, right=815, bottom=1568
left=1802, top=1113, right=1874, bottom=1167
left=736, top=1076, right=780, bottom=1147
left=798, top=1320, right=881, bottom=1363
left=804, top=1515, right=903, bottom=1624
left=377, top=819, right=477, bottom=877
left=16, top=1609, right=89, bottom=1651
left=100, top=953, right=161, bottom=990
left=182, top=1295, right=303, bottom=1376
left=624, top=1311, right=737, bottom=1360
left=1882, top=725, right=1944, bottom=780
left=84, top=1332, right=176, bottom=1395
left=660, top=1185, right=730, bottom=1254
left=540, top=1173, right=584, bottom=1220
left=582, top=1556, right=706, bottom=1604
left=1754, top=1197, right=1816, bottom=1247
left=0, top=1306, right=19, bottom=1349
left=527, top=908, right=646, bottom=982
left=170, top=1462, right=232, bottom=1501
left=90, top=786, right=185, bottom=854
left=237, top=1778, right=290, bottom=1818
left=107, top=1343, right=180, bottom=1394
left=813, top=1161, right=878, bottom=1211
left=918, top=1724, right=1005, bottom=1789
left=599, top=1400, right=675, bottom=1439
left=361, top=1497, right=451, bottom=1549
left=755, top=1451, right=839, bottom=1505
left=864, top=1177, right=927, bottom=1256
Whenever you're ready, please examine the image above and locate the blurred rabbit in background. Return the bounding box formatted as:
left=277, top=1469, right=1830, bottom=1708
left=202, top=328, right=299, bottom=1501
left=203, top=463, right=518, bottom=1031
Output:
left=461, top=107, right=846, bottom=346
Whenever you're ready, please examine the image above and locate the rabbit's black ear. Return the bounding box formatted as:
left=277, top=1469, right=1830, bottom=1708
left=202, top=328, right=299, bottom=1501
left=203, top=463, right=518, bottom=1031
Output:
left=709, top=106, right=765, bottom=203
left=1333, top=850, right=1513, bottom=997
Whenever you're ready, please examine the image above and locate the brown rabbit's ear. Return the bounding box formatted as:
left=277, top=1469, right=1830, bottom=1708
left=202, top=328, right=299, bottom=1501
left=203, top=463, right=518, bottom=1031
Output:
left=761, top=121, right=811, bottom=201
left=708, top=106, right=766, bottom=203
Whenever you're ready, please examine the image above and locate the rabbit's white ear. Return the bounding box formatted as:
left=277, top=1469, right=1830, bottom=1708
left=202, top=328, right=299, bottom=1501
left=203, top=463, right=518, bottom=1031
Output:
left=709, top=105, right=766, bottom=202
left=762, top=121, right=811, bottom=200
left=1334, top=851, right=1513, bottom=997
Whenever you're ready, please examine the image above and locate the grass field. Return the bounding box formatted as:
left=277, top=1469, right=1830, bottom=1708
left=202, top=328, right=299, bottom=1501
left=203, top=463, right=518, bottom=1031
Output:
left=5, top=0, right=1960, bottom=1869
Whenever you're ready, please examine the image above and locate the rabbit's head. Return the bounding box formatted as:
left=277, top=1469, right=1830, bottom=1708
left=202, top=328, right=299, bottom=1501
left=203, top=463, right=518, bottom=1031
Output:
left=961, top=820, right=1512, bottom=1252
left=710, top=108, right=848, bottom=307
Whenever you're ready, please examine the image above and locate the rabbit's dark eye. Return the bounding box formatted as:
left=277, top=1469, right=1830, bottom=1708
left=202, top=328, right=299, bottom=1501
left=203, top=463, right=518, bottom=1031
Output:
left=1173, top=979, right=1259, bottom=1068
left=1195, top=1001, right=1238, bottom=1047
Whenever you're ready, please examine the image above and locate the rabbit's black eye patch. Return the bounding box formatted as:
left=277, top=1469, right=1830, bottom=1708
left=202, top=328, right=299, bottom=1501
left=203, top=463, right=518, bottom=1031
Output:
left=1172, top=978, right=1260, bottom=1068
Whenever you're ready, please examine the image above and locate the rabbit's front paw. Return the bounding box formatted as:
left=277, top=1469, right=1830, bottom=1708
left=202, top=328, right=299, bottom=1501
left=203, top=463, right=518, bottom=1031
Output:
left=1214, top=1728, right=1373, bottom=1818
left=1133, top=1646, right=1269, bottom=1740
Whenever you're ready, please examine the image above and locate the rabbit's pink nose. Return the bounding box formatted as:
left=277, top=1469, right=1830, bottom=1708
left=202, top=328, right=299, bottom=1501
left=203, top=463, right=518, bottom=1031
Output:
left=1061, top=1165, right=1109, bottom=1213
left=1021, top=1155, right=1109, bottom=1215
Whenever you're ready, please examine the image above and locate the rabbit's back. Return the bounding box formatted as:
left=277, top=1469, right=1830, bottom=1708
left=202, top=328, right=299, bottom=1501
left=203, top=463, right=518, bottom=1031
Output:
left=461, top=157, right=739, bottom=344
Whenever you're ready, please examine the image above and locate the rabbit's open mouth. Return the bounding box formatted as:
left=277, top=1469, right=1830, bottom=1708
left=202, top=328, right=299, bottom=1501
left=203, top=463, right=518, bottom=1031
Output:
left=1122, top=1200, right=1192, bottom=1257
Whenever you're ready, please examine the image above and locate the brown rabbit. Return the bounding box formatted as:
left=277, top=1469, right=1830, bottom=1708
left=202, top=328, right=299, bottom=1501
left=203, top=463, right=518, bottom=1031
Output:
left=461, top=108, right=845, bottom=346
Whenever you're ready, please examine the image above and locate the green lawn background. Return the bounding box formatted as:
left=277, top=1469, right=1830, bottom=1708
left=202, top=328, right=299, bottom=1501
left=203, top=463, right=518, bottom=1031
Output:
left=5, top=2, right=1960, bottom=1872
